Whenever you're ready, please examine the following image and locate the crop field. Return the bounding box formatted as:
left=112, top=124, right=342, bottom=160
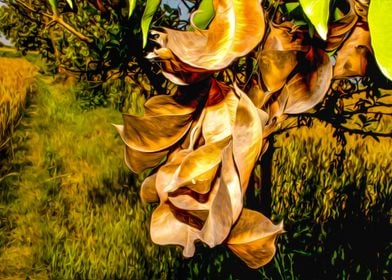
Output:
left=0, top=55, right=391, bottom=279
left=0, top=57, right=37, bottom=149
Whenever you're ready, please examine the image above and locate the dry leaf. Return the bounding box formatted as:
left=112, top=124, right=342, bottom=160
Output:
left=227, top=209, right=284, bottom=269
left=202, top=88, right=239, bottom=143
left=150, top=0, right=265, bottom=71
left=334, top=23, right=372, bottom=78
left=264, top=21, right=310, bottom=52
left=115, top=95, right=196, bottom=173
left=232, top=85, right=263, bottom=190
left=326, top=0, right=358, bottom=52
left=283, top=49, right=332, bottom=114
left=150, top=202, right=200, bottom=257
left=140, top=173, right=159, bottom=203
left=258, top=50, right=298, bottom=92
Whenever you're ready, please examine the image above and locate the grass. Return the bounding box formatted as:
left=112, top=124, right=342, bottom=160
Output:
left=0, top=54, right=390, bottom=279
left=264, top=119, right=391, bottom=279
left=0, top=62, right=179, bottom=279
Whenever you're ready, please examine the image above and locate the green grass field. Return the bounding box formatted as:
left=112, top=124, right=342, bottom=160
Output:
left=0, top=54, right=391, bottom=279
left=0, top=58, right=179, bottom=279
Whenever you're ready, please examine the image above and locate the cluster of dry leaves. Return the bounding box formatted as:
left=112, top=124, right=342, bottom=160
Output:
left=116, top=0, right=373, bottom=268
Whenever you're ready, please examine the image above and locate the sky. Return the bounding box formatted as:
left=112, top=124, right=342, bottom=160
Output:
left=162, top=0, right=191, bottom=20
left=0, top=1, right=11, bottom=45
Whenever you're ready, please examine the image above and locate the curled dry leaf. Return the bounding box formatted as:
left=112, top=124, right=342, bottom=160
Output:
left=248, top=80, right=267, bottom=108
left=264, top=21, right=310, bottom=52
left=283, top=49, right=332, bottom=114
left=140, top=173, right=158, bottom=203
left=150, top=202, right=200, bottom=257
left=326, top=0, right=358, bottom=52
left=354, top=0, right=369, bottom=21
left=149, top=0, right=265, bottom=72
left=232, top=85, right=263, bottom=191
left=117, top=0, right=289, bottom=269
left=175, top=136, right=231, bottom=194
left=255, top=19, right=331, bottom=121
left=334, top=23, right=372, bottom=78
left=155, top=148, right=191, bottom=201
left=258, top=50, right=298, bottom=93
left=146, top=46, right=213, bottom=85
left=227, top=209, right=284, bottom=269
left=134, top=81, right=269, bottom=261
left=198, top=150, right=234, bottom=248
left=220, top=141, right=242, bottom=221
left=202, top=89, right=239, bottom=143
left=115, top=95, right=196, bottom=173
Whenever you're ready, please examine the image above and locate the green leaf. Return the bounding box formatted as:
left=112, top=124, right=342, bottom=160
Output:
left=48, top=0, right=58, bottom=13
left=192, top=0, right=215, bottom=29
left=65, top=0, right=73, bottom=9
left=141, top=0, right=160, bottom=48
left=299, top=0, right=330, bottom=40
left=368, top=0, right=392, bottom=81
left=285, top=2, right=300, bottom=13
left=128, top=0, right=137, bottom=18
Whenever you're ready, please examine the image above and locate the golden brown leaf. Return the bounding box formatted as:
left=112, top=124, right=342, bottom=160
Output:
left=140, top=173, right=159, bottom=203
left=168, top=188, right=212, bottom=211
left=167, top=141, right=242, bottom=222
left=155, top=149, right=191, bottom=200
left=232, top=85, right=263, bottom=190
left=150, top=202, right=200, bottom=257
left=354, top=0, right=369, bottom=21
left=119, top=140, right=167, bottom=173
left=198, top=167, right=233, bottom=248
left=247, top=80, right=267, bottom=108
left=202, top=89, right=239, bottom=143
left=220, top=141, right=242, bottom=221
left=143, top=94, right=197, bottom=115
left=264, top=21, right=310, bottom=52
left=283, top=49, right=332, bottom=114
left=258, top=50, right=298, bottom=92
left=334, top=23, right=372, bottom=78
left=120, top=113, right=193, bottom=153
left=326, top=0, right=358, bottom=52
left=150, top=0, right=265, bottom=70
left=146, top=46, right=213, bottom=85
left=265, top=91, right=287, bottom=121
left=227, top=209, right=284, bottom=269
left=115, top=95, right=197, bottom=173
left=175, top=136, right=231, bottom=194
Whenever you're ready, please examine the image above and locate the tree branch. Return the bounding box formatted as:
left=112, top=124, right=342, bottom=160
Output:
left=338, top=127, right=392, bottom=138
left=54, top=15, right=93, bottom=44
left=15, top=0, right=93, bottom=44
left=289, top=112, right=392, bottom=139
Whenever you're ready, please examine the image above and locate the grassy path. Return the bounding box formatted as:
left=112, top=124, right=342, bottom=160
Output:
left=0, top=73, right=177, bottom=279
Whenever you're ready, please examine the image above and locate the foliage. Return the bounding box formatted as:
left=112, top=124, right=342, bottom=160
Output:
left=0, top=0, right=174, bottom=107
left=191, top=0, right=215, bottom=29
